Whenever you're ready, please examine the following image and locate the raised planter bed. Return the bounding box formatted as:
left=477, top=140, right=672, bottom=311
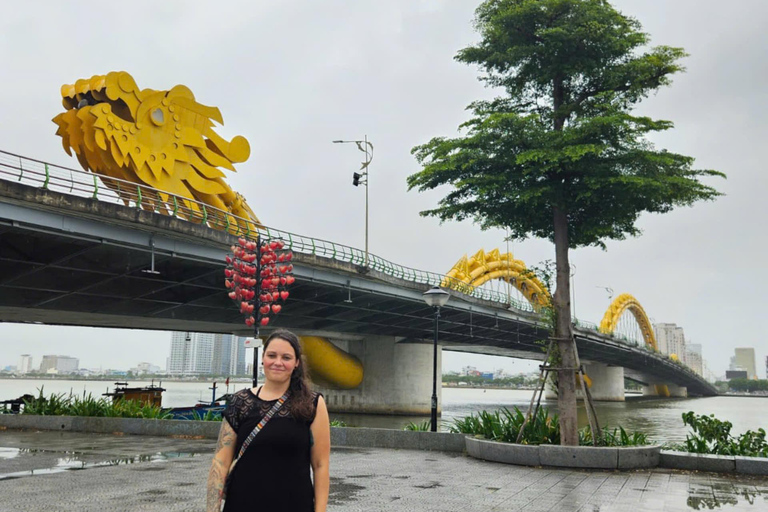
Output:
left=465, top=436, right=660, bottom=470
left=659, top=450, right=768, bottom=475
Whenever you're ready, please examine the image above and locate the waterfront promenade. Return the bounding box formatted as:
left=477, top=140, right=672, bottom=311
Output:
left=0, top=429, right=766, bottom=511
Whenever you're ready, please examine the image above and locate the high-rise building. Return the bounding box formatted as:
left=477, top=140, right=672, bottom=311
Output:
left=211, top=335, right=247, bottom=376
left=39, top=355, right=79, bottom=374
left=685, top=344, right=703, bottom=377
left=167, top=332, right=215, bottom=376
left=733, top=348, right=757, bottom=380
left=653, top=323, right=686, bottom=359
left=131, top=362, right=162, bottom=375
left=19, top=354, right=33, bottom=374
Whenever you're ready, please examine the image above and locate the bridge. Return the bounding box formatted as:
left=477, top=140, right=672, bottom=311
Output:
left=0, top=150, right=717, bottom=414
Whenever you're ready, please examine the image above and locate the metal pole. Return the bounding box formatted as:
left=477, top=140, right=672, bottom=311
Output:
left=364, top=134, right=369, bottom=268
left=431, top=305, right=440, bottom=432
left=252, top=233, right=261, bottom=389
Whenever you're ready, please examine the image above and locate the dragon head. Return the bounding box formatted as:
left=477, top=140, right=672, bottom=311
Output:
left=53, top=71, right=259, bottom=228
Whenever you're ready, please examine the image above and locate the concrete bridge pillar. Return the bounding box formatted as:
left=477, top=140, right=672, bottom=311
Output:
left=581, top=363, right=625, bottom=402
left=667, top=384, right=687, bottom=397
left=641, top=383, right=687, bottom=398
left=544, top=362, right=625, bottom=402
left=314, top=335, right=440, bottom=415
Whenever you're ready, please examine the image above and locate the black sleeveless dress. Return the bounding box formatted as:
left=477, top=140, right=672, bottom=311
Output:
left=222, top=388, right=321, bottom=512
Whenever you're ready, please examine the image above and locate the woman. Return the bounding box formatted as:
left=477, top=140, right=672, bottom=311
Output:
left=206, top=329, right=330, bottom=512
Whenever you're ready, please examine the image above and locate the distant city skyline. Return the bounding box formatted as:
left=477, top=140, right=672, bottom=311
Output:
left=3, top=324, right=765, bottom=381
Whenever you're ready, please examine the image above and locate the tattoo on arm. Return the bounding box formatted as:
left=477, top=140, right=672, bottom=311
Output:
left=206, top=421, right=236, bottom=512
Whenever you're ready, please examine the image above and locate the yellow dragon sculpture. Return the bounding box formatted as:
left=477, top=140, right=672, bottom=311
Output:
left=53, top=71, right=259, bottom=233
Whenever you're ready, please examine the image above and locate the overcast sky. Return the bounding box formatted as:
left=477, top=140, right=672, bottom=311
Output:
left=1, top=1, right=766, bottom=379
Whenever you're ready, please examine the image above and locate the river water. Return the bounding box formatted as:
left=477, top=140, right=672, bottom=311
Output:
left=3, top=379, right=766, bottom=444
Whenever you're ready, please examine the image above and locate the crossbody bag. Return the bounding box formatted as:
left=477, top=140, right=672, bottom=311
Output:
left=222, top=390, right=290, bottom=505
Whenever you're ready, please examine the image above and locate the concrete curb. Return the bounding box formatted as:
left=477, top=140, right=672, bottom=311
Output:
left=0, top=415, right=466, bottom=453
left=659, top=450, right=768, bottom=475
left=466, top=436, right=661, bottom=470
left=0, top=414, right=222, bottom=438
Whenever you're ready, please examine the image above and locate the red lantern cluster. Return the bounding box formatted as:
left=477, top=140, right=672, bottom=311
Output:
left=225, top=237, right=294, bottom=328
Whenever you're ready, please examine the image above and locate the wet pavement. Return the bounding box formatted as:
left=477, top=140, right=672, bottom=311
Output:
left=0, top=429, right=767, bottom=511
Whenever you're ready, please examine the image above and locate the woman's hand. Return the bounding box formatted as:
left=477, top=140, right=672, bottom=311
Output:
left=310, top=396, right=331, bottom=512
left=206, top=419, right=237, bottom=512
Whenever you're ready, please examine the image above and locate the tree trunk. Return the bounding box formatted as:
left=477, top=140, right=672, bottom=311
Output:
left=553, top=207, right=578, bottom=446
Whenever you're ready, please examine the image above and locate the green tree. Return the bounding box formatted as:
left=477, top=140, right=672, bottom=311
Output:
left=407, top=0, right=724, bottom=445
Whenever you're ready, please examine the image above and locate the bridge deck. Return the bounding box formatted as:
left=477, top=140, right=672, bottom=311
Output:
left=0, top=179, right=717, bottom=396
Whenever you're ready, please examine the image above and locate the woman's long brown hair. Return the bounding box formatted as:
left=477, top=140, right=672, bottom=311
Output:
left=263, top=329, right=315, bottom=421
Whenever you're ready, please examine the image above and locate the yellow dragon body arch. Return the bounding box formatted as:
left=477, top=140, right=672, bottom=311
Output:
left=53, top=71, right=258, bottom=234
left=443, top=249, right=551, bottom=309
left=598, top=293, right=658, bottom=350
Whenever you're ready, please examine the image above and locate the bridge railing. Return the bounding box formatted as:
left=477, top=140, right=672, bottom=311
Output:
left=0, top=150, right=534, bottom=312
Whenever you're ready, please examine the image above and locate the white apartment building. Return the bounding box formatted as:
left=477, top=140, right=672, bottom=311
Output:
left=685, top=344, right=703, bottom=377
left=653, top=323, right=686, bottom=360
left=167, top=332, right=215, bottom=375
left=19, top=354, right=33, bottom=374
left=39, top=355, right=79, bottom=374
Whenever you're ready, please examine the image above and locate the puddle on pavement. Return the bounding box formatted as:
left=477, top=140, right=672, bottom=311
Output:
left=687, top=481, right=768, bottom=510
left=0, top=448, right=203, bottom=481
left=0, top=448, right=20, bottom=459
left=327, top=477, right=365, bottom=505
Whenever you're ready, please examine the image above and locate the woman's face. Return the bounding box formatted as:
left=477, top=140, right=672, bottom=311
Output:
left=262, top=338, right=299, bottom=384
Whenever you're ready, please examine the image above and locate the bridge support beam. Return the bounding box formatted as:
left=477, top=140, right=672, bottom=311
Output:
left=314, top=335, right=440, bottom=415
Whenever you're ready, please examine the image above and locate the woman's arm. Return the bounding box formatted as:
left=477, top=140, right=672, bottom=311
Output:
left=206, top=418, right=237, bottom=512
left=310, top=395, right=331, bottom=512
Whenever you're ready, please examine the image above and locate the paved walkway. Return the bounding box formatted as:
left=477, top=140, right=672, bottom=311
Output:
left=0, top=429, right=767, bottom=511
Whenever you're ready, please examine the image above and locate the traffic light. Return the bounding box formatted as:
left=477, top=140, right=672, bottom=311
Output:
left=353, top=172, right=361, bottom=186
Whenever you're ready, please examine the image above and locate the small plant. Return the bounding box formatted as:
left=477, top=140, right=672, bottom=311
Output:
left=329, top=419, right=347, bottom=427
left=404, top=421, right=431, bottom=431
left=580, top=426, right=649, bottom=447
left=191, top=409, right=223, bottom=422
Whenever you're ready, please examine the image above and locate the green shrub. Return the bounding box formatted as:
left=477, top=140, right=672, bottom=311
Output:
left=680, top=411, right=768, bottom=457
left=21, top=388, right=170, bottom=420
left=450, top=406, right=560, bottom=445
left=329, top=419, right=347, bottom=427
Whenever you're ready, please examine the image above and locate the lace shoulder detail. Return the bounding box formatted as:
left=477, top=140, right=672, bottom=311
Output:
left=223, top=388, right=258, bottom=432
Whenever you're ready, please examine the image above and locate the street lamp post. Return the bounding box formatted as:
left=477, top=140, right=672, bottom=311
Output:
left=422, top=285, right=450, bottom=432
left=333, top=136, right=373, bottom=267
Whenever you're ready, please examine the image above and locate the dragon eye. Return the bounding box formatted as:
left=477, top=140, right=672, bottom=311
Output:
left=150, top=108, right=165, bottom=126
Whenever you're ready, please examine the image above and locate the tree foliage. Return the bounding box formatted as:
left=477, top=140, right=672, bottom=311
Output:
left=407, top=0, right=724, bottom=248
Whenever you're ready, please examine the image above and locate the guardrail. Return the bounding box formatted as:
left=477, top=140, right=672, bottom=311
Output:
left=0, top=150, right=714, bottom=385
left=0, top=150, right=535, bottom=311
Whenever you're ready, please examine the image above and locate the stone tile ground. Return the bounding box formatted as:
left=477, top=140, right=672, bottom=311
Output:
left=0, top=429, right=767, bottom=511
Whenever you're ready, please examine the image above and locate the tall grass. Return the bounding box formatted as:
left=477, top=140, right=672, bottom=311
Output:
left=450, top=406, right=560, bottom=445
left=22, top=388, right=171, bottom=419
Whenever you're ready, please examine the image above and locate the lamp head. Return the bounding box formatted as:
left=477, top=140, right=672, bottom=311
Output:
left=423, top=286, right=450, bottom=308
